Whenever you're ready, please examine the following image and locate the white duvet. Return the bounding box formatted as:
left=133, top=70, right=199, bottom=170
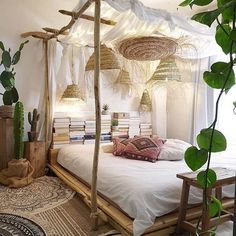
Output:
left=57, top=140, right=236, bottom=236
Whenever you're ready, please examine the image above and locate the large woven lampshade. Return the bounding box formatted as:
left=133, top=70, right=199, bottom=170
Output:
left=118, top=36, right=177, bottom=61
left=61, top=84, right=84, bottom=101
left=147, top=57, right=181, bottom=84
left=139, top=89, right=152, bottom=112
left=85, top=44, right=120, bottom=71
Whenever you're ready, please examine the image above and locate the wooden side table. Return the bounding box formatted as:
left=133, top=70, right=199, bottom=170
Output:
left=176, top=167, right=235, bottom=236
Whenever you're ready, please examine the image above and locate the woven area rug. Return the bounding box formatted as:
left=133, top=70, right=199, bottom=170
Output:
left=0, top=176, right=75, bottom=213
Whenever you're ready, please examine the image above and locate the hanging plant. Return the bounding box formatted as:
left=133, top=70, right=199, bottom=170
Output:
left=180, top=0, right=235, bottom=234
left=0, top=40, right=29, bottom=105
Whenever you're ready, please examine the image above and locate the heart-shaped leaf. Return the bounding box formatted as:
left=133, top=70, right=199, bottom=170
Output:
left=185, top=146, right=208, bottom=171
left=197, top=169, right=217, bottom=188
left=197, top=128, right=227, bottom=152
left=209, top=196, right=222, bottom=217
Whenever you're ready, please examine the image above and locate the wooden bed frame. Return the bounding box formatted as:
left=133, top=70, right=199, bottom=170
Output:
left=48, top=148, right=234, bottom=236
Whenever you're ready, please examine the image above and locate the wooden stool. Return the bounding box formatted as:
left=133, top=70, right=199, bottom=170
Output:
left=176, top=167, right=235, bottom=236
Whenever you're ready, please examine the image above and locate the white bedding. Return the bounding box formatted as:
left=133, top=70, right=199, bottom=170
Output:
left=57, top=142, right=236, bottom=236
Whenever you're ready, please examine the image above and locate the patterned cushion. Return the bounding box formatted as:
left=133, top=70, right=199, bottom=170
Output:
left=113, top=138, right=132, bottom=156
left=123, top=136, right=165, bottom=162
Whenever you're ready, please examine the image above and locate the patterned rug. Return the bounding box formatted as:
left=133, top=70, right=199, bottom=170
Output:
left=0, top=213, right=47, bottom=236
left=0, top=176, right=75, bottom=213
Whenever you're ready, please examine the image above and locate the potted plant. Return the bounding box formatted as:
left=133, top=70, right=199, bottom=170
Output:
left=112, top=119, right=119, bottom=131
left=28, top=108, right=40, bottom=142
left=0, top=101, right=34, bottom=188
left=0, top=40, right=28, bottom=118
left=102, top=104, right=110, bottom=115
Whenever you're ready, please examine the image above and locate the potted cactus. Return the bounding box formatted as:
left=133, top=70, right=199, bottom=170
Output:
left=102, top=104, right=110, bottom=115
left=28, top=108, right=40, bottom=142
left=0, top=40, right=28, bottom=118
left=0, top=101, right=34, bottom=188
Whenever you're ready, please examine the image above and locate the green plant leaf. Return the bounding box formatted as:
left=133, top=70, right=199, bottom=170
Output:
left=197, top=169, right=217, bottom=188
left=19, top=40, right=29, bottom=51
left=3, top=90, right=13, bottom=105
left=179, top=0, right=193, bottom=6
left=230, top=28, right=236, bottom=40
left=209, top=196, right=222, bottom=217
left=197, top=128, right=227, bottom=152
left=11, top=87, right=19, bottom=103
left=185, top=146, right=208, bottom=171
left=0, top=71, right=15, bottom=90
left=12, top=51, right=21, bottom=65
left=218, top=0, right=235, bottom=23
left=2, top=51, right=11, bottom=68
left=0, top=41, right=4, bottom=51
left=203, top=62, right=235, bottom=90
left=193, top=0, right=214, bottom=6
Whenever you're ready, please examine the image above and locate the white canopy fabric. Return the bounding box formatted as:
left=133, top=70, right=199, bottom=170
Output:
left=60, top=0, right=220, bottom=59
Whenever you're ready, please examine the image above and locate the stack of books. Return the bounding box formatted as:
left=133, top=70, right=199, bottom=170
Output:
left=140, top=123, right=152, bottom=137
left=52, top=117, right=70, bottom=149
left=129, top=117, right=140, bottom=138
left=69, top=118, right=85, bottom=144
left=84, top=119, right=96, bottom=144
left=101, top=115, right=112, bottom=143
left=112, top=112, right=130, bottom=139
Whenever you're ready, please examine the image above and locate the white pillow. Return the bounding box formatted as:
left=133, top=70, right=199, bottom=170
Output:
left=158, top=139, right=191, bottom=161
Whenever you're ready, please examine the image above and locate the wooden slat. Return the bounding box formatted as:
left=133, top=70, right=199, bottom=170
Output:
left=42, top=27, right=69, bottom=35
left=21, top=31, right=51, bottom=39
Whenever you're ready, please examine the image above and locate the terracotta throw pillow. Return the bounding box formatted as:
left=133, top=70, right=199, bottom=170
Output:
left=124, top=136, right=164, bottom=162
left=113, top=138, right=132, bottom=156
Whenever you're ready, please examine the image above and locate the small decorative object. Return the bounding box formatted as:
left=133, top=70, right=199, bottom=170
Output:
left=112, top=120, right=119, bottom=131
left=118, top=37, right=177, bottom=61
left=0, top=40, right=28, bottom=118
left=85, top=44, right=120, bottom=71
left=146, top=57, right=181, bottom=86
left=28, top=108, right=40, bottom=142
left=102, top=104, right=110, bottom=115
left=0, top=101, right=34, bottom=188
left=61, top=84, right=84, bottom=101
left=139, top=89, right=152, bottom=112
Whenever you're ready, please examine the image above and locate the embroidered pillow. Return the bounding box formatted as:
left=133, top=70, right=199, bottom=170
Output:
left=123, top=136, right=164, bottom=162
left=113, top=138, right=132, bottom=156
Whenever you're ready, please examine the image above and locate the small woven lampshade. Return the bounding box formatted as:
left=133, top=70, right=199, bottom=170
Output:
left=85, top=44, right=120, bottom=71
left=116, top=69, right=132, bottom=85
left=61, top=84, right=84, bottom=101
left=118, top=36, right=177, bottom=61
left=148, top=57, right=181, bottom=82
left=140, top=89, right=152, bottom=112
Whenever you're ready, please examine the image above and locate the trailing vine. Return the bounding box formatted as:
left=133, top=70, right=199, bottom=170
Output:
left=180, top=0, right=236, bottom=234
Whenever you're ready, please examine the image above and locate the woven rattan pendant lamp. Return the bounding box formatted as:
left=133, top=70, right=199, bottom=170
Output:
left=147, top=57, right=181, bottom=84
left=85, top=44, right=120, bottom=71
left=116, top=69, right=132, bottom=85
left=61, top=83, right=84, bottom=101
left=139, top=89, right=152, bottom=112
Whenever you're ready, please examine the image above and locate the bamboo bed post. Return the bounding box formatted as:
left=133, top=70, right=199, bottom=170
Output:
left=90, top=0, right=101, bottom=231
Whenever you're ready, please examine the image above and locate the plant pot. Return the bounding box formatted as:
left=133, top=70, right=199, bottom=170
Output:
left=112, top=126, right=119, bottom=131
left=0, top=105, right=14, bottom=118
left=28, top=132, right=39, bottom=142
left=102, top=110, right=109, bottom=115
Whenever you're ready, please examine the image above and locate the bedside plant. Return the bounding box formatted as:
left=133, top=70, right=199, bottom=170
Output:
left=112, top=120, right=119, bottom=131
left=102, top=104, right=110, bottom=115
left=28, top=108, right=40, bottom=142
left=0, top=40, right=28, bottom=118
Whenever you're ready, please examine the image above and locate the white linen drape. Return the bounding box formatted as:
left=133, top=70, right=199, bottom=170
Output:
left=151, top=58, right=213, bottom=144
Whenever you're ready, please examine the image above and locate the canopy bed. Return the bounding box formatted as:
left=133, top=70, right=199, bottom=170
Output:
left=21, top=0, right=233, bottom=235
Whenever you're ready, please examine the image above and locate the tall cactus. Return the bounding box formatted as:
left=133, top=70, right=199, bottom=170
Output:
left=28, top=108, right=40, bottom=132
left=14, top=101, right=24, bottom=159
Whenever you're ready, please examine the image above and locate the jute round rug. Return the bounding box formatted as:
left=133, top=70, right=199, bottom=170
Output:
left=0, top=176, right=75, bottom=214
left=0, top=213, right=47, bottom=236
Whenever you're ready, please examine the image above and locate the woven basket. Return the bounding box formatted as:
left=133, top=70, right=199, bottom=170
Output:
left=140, top=89, right=152, bottom=111
left=85, top=45, right=120, bottom=71
left=118, top=37, right=177, bottom=61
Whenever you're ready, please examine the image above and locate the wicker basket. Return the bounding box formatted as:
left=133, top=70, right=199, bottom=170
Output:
left=85, top=45, right=120, bottom=71
left=118, top=36, right=177, bottom=61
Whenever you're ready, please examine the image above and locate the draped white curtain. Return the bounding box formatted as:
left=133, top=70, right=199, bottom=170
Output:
left=151, top=58, right=213, bottom=144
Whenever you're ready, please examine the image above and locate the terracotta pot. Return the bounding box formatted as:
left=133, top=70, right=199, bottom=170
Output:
left=0, top=105, right=14, bottom=118
left=28, top=132, right=39, bottom=142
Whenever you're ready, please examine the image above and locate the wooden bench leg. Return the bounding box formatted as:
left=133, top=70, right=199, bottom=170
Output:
left=201, top=188, right=212, bottom=236
left=176, top=180, right=190, bottom=235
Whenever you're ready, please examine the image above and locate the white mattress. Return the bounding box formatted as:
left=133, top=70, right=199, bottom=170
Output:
left=57, top=143, right=235, bottom=236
